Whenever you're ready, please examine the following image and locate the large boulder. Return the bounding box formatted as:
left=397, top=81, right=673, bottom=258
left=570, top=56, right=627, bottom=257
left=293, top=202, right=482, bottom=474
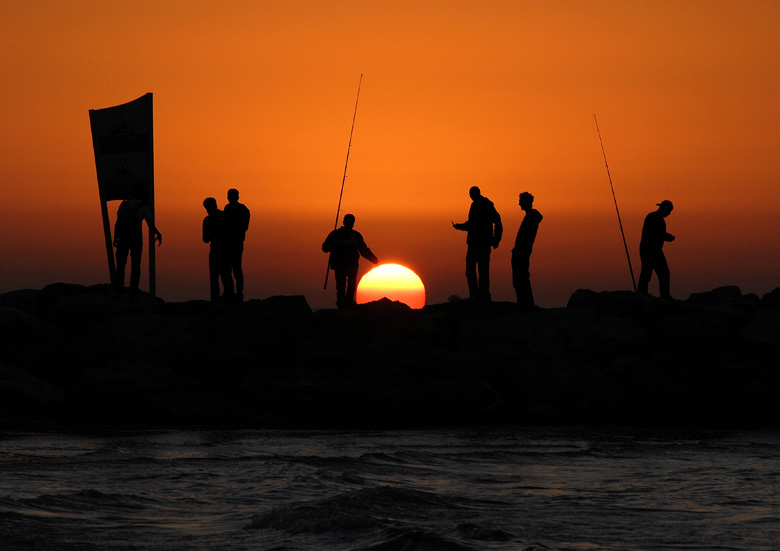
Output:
left=66, top=360, right=218, bottom=422
left=686, top=285, right=760, bottom=311
left=47, top=292, right=162, bottom=331
left=0, top=288, right=40, bottom=315
left=0, top=363, right=65, bottom=416
left=740, top=310, right=780, bottom=352
left=0, top=307, right=58, bottom=368
left=365, top=377, right=508, bottom=427
left=761, top=288, right=780, bottom=309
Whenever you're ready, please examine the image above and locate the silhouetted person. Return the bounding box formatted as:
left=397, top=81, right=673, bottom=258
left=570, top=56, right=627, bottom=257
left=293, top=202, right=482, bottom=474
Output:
left=322, top=214, right=378, bottom=309
left=113, top=199, right=162, bottom=294
left=452, top=186, right=503, bottom=300
left=223, top=188, right=251, bottom=301
left=202, top=197, right=234, bottom=301
left=512, top=192, right=543, bottom=307
left=637, top=200, right=675, bottom=300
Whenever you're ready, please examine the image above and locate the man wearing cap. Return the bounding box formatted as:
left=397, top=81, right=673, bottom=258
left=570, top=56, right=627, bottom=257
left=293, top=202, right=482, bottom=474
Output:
left=637, top=200, right=675, bottom=300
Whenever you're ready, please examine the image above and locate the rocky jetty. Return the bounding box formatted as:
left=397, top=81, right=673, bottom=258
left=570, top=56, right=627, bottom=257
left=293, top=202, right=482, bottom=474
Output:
left=2, top=283, right=779, bottom=429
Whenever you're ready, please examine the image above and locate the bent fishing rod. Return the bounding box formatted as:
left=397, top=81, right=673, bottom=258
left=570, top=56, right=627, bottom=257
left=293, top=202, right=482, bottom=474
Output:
left=324, top=74, right=363, bottom=289
left=594, top=114, right=637, bottom=292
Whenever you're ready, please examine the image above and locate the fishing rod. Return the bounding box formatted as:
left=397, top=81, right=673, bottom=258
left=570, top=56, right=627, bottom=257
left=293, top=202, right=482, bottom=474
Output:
left=324, top=74, right=363, bottom=289
left=594, top=114, right=637, bottom=292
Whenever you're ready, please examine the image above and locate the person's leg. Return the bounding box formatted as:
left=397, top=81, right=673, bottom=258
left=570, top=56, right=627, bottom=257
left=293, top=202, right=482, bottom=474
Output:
left=129, top=241, right=143, bottom=293
left=637, top=253, right=653, bottom=295
left=233, top=243, right=244, bottom=299
left=334, top=269, right=348, bottom=308
left=346, top=266, right=359, bottom=306
left=465, top=248, right=479, bottom=299
left=219, top=249, right=234, bottom=298
left=512, top=251, right=532, bottom=305
left=656, top=252, right=671, bottom=299
left=115, top=244, right=129, bottom=291
left=208, top=250, right=220, bottom=300
left=477, top=247, right=492, bottom=300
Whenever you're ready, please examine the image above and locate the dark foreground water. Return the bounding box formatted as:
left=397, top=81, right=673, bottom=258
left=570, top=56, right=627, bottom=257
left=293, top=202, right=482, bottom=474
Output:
left=1, top=427, right=778, bottom=550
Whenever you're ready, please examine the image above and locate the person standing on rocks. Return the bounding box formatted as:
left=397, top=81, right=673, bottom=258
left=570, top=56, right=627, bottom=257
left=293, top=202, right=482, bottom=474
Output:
left=452, top=186, right=503, bottom=300
left=113, top=198, right=162, bottom=294
left=202, top=197, right=234, bottom=301
left=637, top=199, right=675, bottom=300
left=223, top=188, right=251, bottom=301
left=322, top=214, right=378, bottom=309
left=512, top=192, right=543, bottom=307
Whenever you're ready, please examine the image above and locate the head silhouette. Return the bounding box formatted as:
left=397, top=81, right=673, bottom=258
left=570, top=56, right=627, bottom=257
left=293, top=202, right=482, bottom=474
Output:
left=343, top=214, right=355, bottom=228
left=469, top=186, right=481, bottom=201
left=203, top=197, right=217, bottom=214
left=519, top=192, right=534, bottom=210
left=657, top=200, right=674, bottom=217
left=227, top=189, right=239, bottom=203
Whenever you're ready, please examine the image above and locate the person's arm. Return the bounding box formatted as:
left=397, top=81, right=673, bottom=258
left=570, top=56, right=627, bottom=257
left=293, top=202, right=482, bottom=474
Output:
left=140, top=204, right=163, bottom=246
left=493, top=209, right=503, bottom=248
left=113, top=203, right=125, bottom=247
left=357, top=235, right=378, bottom=264
left=203, top=218, right=211, bottom=243
left=362, top=248, right=378, bottom=264
left=322, top=232, right=333, bottom=253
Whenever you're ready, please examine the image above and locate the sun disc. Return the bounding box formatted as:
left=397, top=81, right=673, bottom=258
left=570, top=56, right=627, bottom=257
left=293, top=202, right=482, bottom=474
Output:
left=356, top=263, right=426, bottom=309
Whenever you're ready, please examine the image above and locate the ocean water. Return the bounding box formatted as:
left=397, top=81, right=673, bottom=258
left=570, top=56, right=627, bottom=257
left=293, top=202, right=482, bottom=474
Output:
left=1, top=427, right=778, bottom=550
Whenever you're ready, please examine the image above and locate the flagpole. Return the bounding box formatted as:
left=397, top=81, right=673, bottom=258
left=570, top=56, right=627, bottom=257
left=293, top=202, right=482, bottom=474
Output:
left=594, top=114, right=637, bottom=292
left=324, top=74, right=363, bottom=289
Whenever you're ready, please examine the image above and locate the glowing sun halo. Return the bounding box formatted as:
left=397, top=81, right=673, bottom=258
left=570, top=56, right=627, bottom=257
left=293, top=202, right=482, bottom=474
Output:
left=356, top=263, right=426, bottom=309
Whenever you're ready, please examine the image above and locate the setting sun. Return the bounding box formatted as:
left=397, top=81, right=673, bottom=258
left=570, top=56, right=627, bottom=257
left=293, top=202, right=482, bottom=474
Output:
left=356, top=263, right=426, bottom=309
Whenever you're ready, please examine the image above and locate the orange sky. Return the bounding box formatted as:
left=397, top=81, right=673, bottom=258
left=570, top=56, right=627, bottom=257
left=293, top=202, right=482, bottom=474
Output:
left=2, top=1, right=779, bottom=308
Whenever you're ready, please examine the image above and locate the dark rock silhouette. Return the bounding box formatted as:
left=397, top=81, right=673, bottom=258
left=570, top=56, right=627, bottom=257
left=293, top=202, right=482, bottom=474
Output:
left=0, top=363, right=65, bottom=416
left=1, top=283, right=779, bottom=429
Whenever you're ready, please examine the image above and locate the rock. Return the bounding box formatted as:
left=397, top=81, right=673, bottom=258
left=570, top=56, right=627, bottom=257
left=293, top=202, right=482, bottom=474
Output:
left=47, top=292, right=162, bottom=331
left=0, top=288, right=40, bottom=315
left=0, top=307, right=58, bottom=368
left=261, top=295, right=312, bottom=316
left=554, top=308, right=651, bottom=362
left=740, top=310, right=780, bottom=351
left=0, top=363, right=65, bottom=415
left=240, top=365, right=358, bottom=426
left=761, top=288, right=780, bottom=309
left=567, top=288, right=646, bottom=314
left=365, top=377, right=508, bottom=427
left=66, top=360, right=217, bottom=422
left=686, top=285, right=760, bottom=311
left=1, top=283, right=779, bottom=428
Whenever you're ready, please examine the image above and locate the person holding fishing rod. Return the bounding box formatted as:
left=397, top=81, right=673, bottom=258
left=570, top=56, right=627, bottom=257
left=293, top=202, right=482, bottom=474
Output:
left=637, top=200, right=675, bottom=300
left=322, top=214, right=378, bottom=309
